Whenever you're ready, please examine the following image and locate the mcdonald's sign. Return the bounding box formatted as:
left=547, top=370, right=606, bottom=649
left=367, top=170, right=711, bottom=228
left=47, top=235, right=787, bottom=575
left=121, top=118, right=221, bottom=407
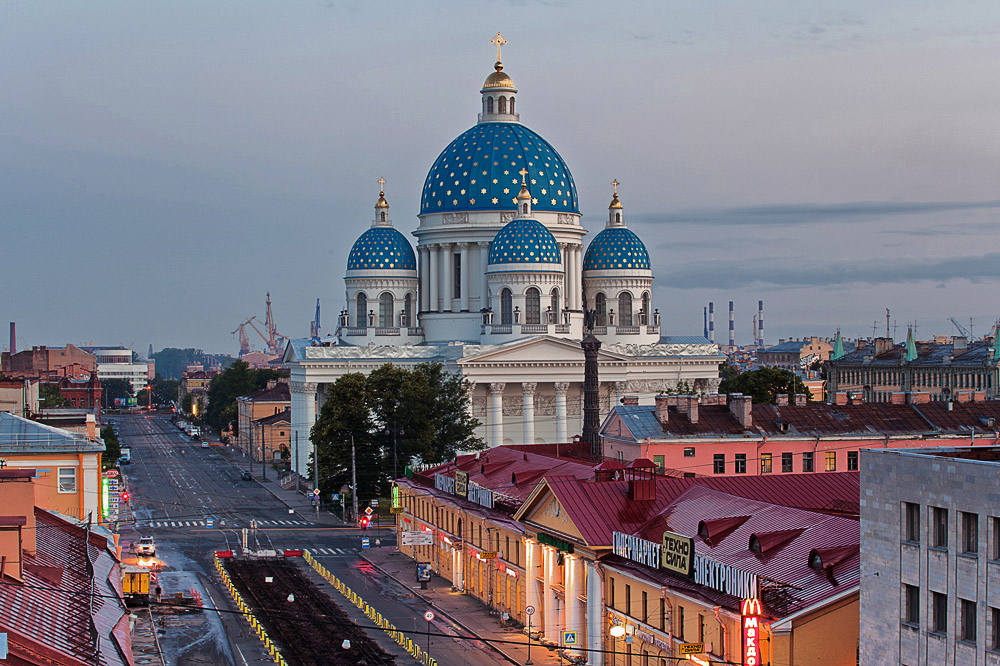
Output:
left=741, top=598, right=763, bottom=666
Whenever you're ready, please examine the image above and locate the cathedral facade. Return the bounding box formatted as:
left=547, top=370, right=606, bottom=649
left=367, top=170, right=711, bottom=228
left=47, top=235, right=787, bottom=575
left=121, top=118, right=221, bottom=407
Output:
left=284, top=39, right=723, bottom=475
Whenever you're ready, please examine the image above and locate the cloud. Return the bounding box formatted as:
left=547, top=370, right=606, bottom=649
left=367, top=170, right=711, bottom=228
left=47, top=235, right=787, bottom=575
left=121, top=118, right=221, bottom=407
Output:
left=657, top=252, right=1000, bottom=290
left=632, top=200, right=1000, bottom=228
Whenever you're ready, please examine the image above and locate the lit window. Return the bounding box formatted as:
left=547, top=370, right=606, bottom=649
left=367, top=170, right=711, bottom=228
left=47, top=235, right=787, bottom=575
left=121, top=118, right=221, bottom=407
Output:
left=825, top=451, right=836, bottom=472
left=760, top=453, right=772, bottom=474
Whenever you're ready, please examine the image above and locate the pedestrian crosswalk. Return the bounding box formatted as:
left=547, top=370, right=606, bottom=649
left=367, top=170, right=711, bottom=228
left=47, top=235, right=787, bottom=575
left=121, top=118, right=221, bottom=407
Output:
left=309, top=547, right=354, bottom=556
left=146, top=519, right=312, bottom=528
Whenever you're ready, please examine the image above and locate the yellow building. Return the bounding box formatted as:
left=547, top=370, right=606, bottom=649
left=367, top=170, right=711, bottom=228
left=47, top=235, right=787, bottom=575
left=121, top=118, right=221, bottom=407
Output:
left=0, top=412, right=105, bottom=523
left=236, top=379, right=290, bottom=460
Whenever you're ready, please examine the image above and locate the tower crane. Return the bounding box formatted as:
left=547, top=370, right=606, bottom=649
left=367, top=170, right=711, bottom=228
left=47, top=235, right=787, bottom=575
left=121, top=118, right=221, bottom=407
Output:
left=231, top=293, right=289, bottom=357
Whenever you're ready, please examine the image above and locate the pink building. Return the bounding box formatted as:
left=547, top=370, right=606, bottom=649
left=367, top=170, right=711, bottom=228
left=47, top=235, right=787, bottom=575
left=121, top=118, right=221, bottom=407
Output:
left=601, top=393, right=1000, bottom=477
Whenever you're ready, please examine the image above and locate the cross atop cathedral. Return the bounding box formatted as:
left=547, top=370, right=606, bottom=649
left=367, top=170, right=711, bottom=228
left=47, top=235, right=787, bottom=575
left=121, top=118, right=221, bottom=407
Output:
left=0, top=458, right=7, bottom=469
left=377, top=176, right=386, bottom=195
left=491, top=32, right=507, bottom=62
left=612, top=179, right=620, bottom=197
left=519, top=168, right=529, bottom=186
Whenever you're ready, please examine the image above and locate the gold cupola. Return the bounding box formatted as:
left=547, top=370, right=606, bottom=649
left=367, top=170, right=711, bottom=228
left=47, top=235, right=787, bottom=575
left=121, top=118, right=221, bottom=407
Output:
left=479, top=32, right=519, bottom=123
left=373, top=177, right=391, bottom=226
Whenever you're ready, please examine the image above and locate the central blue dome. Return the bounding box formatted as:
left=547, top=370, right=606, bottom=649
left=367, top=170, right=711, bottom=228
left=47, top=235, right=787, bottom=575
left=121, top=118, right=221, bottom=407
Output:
left=583, top=227, right=651, bottom=272
left=347, top=227, right=416, bottom=273
left=488, top=218, right=562, bottom=270
left=421, top=123, right=579, bottom=215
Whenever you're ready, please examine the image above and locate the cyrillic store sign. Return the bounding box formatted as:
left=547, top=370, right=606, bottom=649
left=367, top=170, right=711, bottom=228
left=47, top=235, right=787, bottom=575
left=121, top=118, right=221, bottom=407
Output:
left=695, top=556, right=758, bottom=599
left=455, top=470, right=469, bottom=498
left=741, top=598, right=763, bottom=666
left=613, top=531, right=660, bottom=568
left=661, top=531, right=694, bottom=577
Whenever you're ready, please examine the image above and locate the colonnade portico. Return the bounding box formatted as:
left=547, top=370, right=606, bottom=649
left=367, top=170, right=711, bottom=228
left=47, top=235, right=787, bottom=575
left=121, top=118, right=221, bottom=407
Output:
left=523, top=538, right=595, bottom=663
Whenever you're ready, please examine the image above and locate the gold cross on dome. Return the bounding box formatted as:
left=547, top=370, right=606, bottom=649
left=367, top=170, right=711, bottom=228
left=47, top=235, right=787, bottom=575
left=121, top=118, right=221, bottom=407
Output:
left=491, top=32, right=507, bottom=62
left=0, top=458, right=6, bottom=469
left=611, top=179, right=620, bottom=197
left=519, top=168, right=529, bottom=186
left=377, top=177, right=387, bottom=195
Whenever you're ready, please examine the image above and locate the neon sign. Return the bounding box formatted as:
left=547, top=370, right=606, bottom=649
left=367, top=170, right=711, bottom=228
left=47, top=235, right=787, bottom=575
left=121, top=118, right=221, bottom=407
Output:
left=741, top=598, right=763, bottom=666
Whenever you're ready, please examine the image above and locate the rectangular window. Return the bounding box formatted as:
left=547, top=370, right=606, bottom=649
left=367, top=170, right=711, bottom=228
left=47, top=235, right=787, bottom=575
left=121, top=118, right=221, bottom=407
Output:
left=610, top=577, right=615, bottom=609
left=825, top=451, right=836, bottom=471
left=781, top=452, right=793, bottom=473
left=993, top=518, right=1000, bottom=561
left=653, top=455, right=665, bottom=471
left=57, top=467, right=77, bottom=493
left=677, top=606, right=685, bottom=640
left=659, top=598, right=666, bottom=631
left=992, top=607, right=1000, bottom=650
left=453, top=254, right=461, bottom=299
left=933, top=507, right=948, bottom=549
left=847, top=450, right=859, bottom=471
left=625, top=584, right=631, bottom=617
left=962, top=599, right=977, bottom=643
left=760, top=453, right=772, bottom=474
left=642, top=591, right=648, bottom=623
left=963, top=512, right=979, bottom=555
left=802, top=452, right=814, bottom=473
left=683, top=447, right=696, bottom=458
left=904, top=503, right=921, bottom=543
left=932, top=591, right=947, bottom=633
left=698, top=614, right=705, bottom=643
left=713, top=454, right=725, bottom=475
left=735, top=454, right=747, bottom=474
left=903, top=584, right=919, bottom=625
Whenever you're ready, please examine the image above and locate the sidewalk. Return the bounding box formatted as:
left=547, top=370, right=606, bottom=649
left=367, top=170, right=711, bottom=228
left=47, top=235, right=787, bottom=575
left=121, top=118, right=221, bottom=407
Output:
left=362, top=547, right=577, bottom=666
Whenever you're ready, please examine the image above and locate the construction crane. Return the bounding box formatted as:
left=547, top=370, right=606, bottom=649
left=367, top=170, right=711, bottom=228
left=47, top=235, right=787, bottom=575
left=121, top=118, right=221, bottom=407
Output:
left=231, top=322, right=252, bottom=356
left=231, top=293, right=289, bottom=357
left=949, top=317, right=972, bottom=338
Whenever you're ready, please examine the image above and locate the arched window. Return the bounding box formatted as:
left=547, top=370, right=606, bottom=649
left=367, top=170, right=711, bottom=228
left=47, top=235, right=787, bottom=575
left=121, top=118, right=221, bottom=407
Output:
left=595, top=292, right=607, bottom=326
left=619, top=292, right=633, bottom=326
left=403, top=293, right=412, bottom=327
left=356, top=292, right=367, bottom=328
left=499, top=96, right=507, bottom=114
left=500, top=288, right=513, bottom=325
left=525, top=287, right=541, bottom=324
left=522, top=203, right=529, bottom=214
left=509, top=97, right=514, bottom=114
left=616, top=212, right=621, bottom=223
left=379, top=292, right=394, bottom=328
left=550, top=288, right=560, bottom=323
left=380, top=212, right=386, bottom=222
left=641, top=292, right=650, bottom=325
left=487, top=97, right=494, bottom=114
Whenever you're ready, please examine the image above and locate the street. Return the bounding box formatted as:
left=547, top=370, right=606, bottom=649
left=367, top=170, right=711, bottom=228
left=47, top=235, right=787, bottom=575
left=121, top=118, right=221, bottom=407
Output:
left=112, top=413, right=512, bottom=666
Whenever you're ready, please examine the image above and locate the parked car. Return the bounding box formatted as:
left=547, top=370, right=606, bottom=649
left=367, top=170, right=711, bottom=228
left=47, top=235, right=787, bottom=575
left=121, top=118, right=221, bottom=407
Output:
left=240, top=471, right=253, bottom=481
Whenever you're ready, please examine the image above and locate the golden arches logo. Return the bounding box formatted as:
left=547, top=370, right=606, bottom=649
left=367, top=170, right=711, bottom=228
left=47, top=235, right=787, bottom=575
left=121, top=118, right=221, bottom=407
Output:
left=741, top=598, right=762, bottom=616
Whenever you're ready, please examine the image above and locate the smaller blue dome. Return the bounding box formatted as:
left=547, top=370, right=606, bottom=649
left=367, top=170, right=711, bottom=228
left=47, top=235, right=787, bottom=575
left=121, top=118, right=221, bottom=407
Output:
left=583, top=227, right=650, bottom=271
left=347, top=227, right=417, bottom=272
left=488, top=218, right=562, bottom=269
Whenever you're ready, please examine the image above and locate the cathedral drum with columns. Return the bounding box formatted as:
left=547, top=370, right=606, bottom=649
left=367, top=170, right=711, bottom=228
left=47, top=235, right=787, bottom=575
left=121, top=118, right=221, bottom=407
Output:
left=283, top=36, right=724, bottom=477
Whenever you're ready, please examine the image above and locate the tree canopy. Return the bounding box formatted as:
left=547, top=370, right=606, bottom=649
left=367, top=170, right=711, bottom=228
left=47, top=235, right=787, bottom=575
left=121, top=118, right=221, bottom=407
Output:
left=100, top=424, right=120, bottom=469
left=310, top=362, right=483, bottom=501
left=718, top=365, right=811, bottom=405
left=147, top=374, right=179, bottom=406
left=202, top=361, right=287, bottom=432
left=38, top=383, right=69, bottom=408
left=100, top=379, right=134, bottom=406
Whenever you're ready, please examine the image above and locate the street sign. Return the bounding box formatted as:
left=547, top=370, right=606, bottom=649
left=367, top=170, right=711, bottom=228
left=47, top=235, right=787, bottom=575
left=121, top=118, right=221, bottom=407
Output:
left=480, top=551, right=498, bottom=559
left=364, top=506, right=374, bottom=516
left=525, top=605, right=535, bottom=616
left=370, top=499, right=379, bottom=507
left=312, top=488, right=320, bottom=496
left=206, top=518, right=214, bottom=529
left=361, top=537, right=370, bottom=549
left=332, top=493, right=340, bottom=501
left=679, top=643, right=705, bottom=655
left=390, top=506, right=404, bottom=514
left=562, top=630, right=577, bottom=646
left=401, top=531, right=434, bottom=546
left=424, top=611, right=435, bottom=622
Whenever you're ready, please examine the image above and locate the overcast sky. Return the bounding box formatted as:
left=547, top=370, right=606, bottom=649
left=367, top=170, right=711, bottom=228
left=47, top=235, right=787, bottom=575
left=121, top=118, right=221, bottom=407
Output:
left=3, top=1, right=1000, bottom=355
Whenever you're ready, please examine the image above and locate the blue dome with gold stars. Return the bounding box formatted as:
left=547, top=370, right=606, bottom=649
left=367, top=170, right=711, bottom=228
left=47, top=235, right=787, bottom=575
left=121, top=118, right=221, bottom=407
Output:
left=487, top=218, right=563, bottom=271
left=346, top=227, right=417, bottom=273
left=583, top=227, right=651, bottom=272
left=421, top=123, right=579, bottom=215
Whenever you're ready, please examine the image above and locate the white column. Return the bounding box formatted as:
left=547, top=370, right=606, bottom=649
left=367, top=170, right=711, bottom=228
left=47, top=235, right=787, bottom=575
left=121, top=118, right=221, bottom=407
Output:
left=522, top=382, right=536, bottom=445
left=586, top=560, right=604, bottom=666
left=565, top=554, right=583, bottom=658
left=459, top=242, right=470, bottom=312
left=419, top=247, right=429, bottom=312
left=428, top=244, right=439, bottom=313
left=441, top=243, right=453, bottom=312
left=525, top=539, right=540, bottom=628
left=479, top=242, right=490, bottom=311
left=489, top=382, right=505, bottom=446
left=290, top=381, right=317, bottom=477
left=453, top=547, right=463, bottom=590
left=568, top=244, right=578, bottom=310
left=554, top=382, right=569, bottom=442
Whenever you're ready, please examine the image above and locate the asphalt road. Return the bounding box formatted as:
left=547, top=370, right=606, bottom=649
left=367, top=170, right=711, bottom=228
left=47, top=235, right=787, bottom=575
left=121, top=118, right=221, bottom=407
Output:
left=111, top=413, right=508, bottom=666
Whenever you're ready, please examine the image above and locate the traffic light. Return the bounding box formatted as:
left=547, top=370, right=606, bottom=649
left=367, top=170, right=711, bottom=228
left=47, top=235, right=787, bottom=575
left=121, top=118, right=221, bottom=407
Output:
left=359, top=516, right=370, bottom=529
left=122, top=491, right=130, bottom=503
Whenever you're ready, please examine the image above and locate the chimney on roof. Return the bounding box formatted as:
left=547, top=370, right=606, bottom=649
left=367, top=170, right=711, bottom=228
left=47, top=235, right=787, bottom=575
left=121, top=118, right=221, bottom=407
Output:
left=874, top=337, right=894, bottom=356
left=794, top=393, right=807, bottom=407
left=677, top=395, right=699, bottom=424
left=8, top=322, right=14, bottom=355
left=654, top=395, right=669, bottom=424
left=266, top=379, right=277, bottom=390
left=775, top=393, right=789, bottom=406
left=621, top=395, right=639, bottom=406
left=729, top=394, right=752, bottom=428
left=0, top=469, right=37, bottom=581
left=954, top=336, right=967, bottom=352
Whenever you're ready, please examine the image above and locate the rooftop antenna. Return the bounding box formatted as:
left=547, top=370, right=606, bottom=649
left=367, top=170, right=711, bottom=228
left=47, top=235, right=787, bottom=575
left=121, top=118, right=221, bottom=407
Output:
left=892, top=320, right=898, bottom=339
left=872, top=321, right=878, bottom=339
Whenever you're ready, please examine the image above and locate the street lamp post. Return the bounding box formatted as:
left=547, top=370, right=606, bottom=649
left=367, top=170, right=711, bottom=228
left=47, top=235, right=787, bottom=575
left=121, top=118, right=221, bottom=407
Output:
left=610, top=625, right=625, bottom=666
left=261, top=429, right=266, bottom=480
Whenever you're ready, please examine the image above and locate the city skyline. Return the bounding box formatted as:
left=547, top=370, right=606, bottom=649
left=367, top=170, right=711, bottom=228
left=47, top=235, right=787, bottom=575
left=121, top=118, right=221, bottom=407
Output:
left=3, top=1, right=999, bottom=354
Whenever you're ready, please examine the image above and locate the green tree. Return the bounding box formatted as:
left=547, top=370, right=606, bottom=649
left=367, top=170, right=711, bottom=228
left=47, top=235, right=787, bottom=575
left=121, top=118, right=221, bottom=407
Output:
left=101, top=379, right=134, bottom=407
left=203, top=361, right=287, bottom=433
left=147, top=374, right=180, bottom=406
left=100, top=424, right=120, bottom=468
left=310, top=373, right=377, bottom=500
left=181, top=392, right=193, bottom=414
left=38, top=383, right=69, bottom=408
left=718, top=366, right=811, bottom=405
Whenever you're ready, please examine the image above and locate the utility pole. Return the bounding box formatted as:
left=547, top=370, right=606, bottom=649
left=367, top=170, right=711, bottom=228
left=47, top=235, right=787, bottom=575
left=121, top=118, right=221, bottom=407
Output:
left=248, top=418, right=253, bottom=477
left=351, top=434, right=358, bottom=524
left=261, top=429, right=266, bottom=480
left=294, top=432, right=300, bottom=493
left=315, top=433, right=321, bottom=519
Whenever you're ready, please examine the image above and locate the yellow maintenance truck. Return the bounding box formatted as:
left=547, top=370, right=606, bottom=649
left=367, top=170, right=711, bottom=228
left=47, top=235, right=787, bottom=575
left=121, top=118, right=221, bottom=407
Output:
left=122, top=565, right=151, bottom=605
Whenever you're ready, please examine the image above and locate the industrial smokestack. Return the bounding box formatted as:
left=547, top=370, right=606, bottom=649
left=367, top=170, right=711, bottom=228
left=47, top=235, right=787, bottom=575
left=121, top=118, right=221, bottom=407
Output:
left=709, top=302, right=715, bottom=343
left=9, top=322, right=14, bottom=354
left=758, top=300, right=764, bottom=347
left=729, top=301, right=735, bottom=347
left=703, top=307, right=708, bottom=339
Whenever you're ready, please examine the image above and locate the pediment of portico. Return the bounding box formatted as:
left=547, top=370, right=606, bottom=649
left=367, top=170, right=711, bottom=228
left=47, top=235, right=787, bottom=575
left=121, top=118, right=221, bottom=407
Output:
left=515, top=479, right=586, bottom=544
left=458, top=336, right=631, bottom=368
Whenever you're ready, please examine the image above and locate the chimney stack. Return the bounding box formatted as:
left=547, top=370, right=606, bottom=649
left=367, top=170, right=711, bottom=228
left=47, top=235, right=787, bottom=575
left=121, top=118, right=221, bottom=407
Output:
left=708, top=302, right=715, bottom=343
left=703, top=307, right=708, bottom=340
left=758, top=300, right=764, bottom=347
left=775, top=393, right=789, bottom=406
left=9, top=322, right=15, bottom=355
left=729, top=301, right=735, bottom=347
left=677, top=395, right=699, bottom=424
left=655, top=395, right=670, bottom=424
left=729, top=393, right=752, bottom=428
left=794, top=393, right=807, bottom=407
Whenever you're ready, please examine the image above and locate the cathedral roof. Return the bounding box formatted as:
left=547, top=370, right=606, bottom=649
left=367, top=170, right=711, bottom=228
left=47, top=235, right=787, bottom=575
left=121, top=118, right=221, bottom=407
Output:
left=420, top=122, right=579, bottom=215
left=347, top=226, right=416, bottom=273
left=583, top=227, right=650, bottom=272
left=488, top=218, right=562, bottom=271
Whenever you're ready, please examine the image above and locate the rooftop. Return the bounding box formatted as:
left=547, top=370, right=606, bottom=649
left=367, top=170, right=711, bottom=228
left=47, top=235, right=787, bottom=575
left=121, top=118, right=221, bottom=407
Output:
left=0, top=412, right=104, bottom=454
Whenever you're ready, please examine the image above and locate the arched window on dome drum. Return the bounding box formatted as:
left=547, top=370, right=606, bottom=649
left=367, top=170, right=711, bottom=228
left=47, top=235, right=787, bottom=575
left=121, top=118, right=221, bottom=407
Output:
left=499, top=96, right=507, bottom=114
left=550, top=288, right=560, bottom=324
left=509, top=97, right=514, bottom=115
left=525, top=287, right=541, bottom=325
left=618, top=292, right=633, bottom=326
left=641, top=292, right=651, bottom=326
left=616, top=212, right=621, bottom=224
left=522, top=203, right=529, bottom=214
left=595, top=293, right=607, bottom=327
left=403, top=293, right=412, bottom=328
left=380, top=212, right=386, bottom=222
left=500, top=288, right=513, bottom=325
left=379, top=292, right=394, bottom=328
left=356, top=292, right=367, bottom=328
left=487, top=97, right=494, bottom=114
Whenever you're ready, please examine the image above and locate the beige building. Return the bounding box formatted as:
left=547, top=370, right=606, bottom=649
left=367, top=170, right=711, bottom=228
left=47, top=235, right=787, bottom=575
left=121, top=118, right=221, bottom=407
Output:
left=236, top=379, right=290, bottom=461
